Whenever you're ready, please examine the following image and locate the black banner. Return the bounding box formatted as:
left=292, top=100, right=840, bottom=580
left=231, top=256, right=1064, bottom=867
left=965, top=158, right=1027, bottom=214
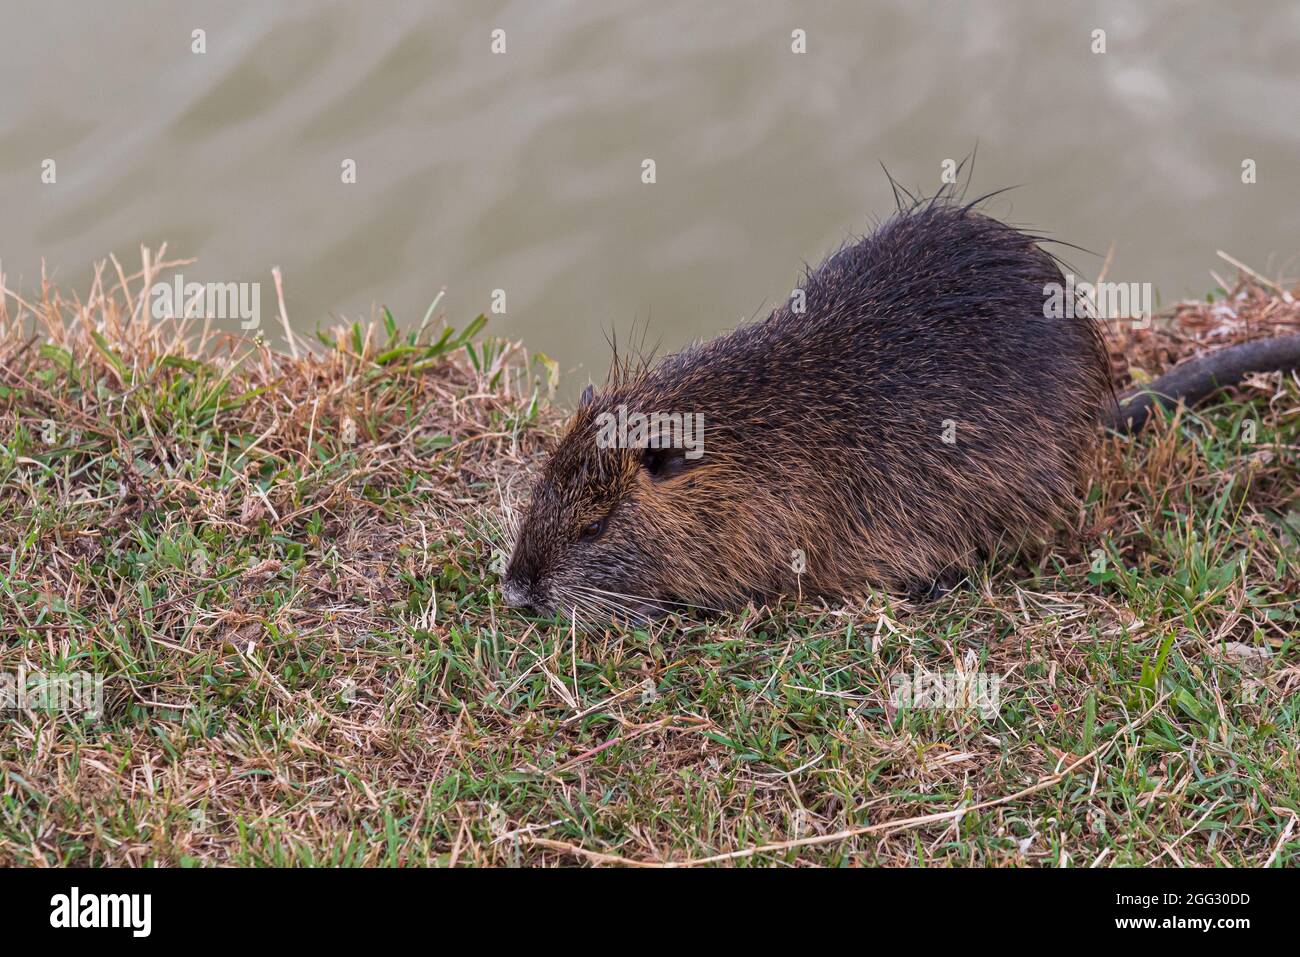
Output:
left=0, top=866, right=1279, bottom=943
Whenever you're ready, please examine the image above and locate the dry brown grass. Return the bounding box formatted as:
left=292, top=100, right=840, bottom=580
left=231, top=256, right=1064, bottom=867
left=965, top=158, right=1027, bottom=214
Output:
left=1, top=250, right=1297, bottom=866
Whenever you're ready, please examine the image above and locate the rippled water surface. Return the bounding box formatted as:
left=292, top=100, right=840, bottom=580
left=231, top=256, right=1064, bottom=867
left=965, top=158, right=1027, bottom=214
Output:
left=3, top=0, right=1298, bottom=391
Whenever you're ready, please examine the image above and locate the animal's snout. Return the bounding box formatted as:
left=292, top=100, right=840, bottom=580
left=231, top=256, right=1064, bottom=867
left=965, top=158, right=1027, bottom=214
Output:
left=500, top=577, right=534, bottom=609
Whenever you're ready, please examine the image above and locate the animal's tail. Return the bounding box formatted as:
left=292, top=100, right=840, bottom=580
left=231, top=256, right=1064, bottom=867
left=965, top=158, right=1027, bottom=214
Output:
left=1110, top=333, right=1300, bottom=433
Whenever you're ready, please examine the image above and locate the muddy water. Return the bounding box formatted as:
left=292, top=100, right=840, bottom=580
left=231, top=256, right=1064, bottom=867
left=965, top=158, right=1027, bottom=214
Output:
left=2, top=0, right=1298, bottom=395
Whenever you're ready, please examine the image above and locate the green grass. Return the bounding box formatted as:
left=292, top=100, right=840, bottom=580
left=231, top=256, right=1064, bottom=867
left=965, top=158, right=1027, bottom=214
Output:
left=1, top=261, right=1297, bottom=866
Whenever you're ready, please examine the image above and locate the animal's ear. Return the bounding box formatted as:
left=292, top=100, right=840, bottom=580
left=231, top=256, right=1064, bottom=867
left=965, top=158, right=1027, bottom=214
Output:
left=579, top=384, right=594, bottom=410
left=640, top=445, right=692, bottom=482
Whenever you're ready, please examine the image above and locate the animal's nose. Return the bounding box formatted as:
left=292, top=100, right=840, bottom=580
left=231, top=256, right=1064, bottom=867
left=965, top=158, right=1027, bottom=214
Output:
left=501, top=579, right=532, bottom=609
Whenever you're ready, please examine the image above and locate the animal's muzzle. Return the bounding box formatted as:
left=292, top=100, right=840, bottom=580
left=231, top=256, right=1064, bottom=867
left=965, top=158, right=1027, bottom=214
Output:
left=500, top=578, right=535, bottom=610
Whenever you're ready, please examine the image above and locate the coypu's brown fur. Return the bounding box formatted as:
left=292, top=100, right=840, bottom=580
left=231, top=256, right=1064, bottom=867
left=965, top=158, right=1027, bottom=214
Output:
left=503, top=197, right=1116, bottom=620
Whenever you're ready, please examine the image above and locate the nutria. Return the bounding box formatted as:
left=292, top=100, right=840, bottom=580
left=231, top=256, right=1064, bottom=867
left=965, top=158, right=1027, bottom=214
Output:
left=501, top=196, right=1300, bottom=621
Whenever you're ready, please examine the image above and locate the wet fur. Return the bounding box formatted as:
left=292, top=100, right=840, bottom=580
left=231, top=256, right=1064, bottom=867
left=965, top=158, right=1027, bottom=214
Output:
left=503, top=198, right=1114, bottom=620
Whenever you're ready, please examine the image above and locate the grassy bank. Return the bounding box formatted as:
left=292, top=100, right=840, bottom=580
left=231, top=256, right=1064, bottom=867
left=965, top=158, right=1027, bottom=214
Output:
left=1, top=253, right=1298, bottom=866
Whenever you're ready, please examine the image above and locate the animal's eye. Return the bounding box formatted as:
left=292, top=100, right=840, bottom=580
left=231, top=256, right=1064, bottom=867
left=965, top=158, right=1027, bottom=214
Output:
left=579, top=519, right=604, bottom=541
